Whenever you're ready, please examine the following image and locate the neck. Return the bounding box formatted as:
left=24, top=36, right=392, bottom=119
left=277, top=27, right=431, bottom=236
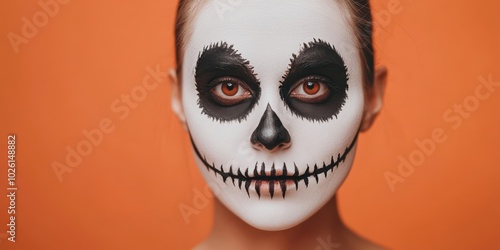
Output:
left=199, top=195, right=355, bottom=250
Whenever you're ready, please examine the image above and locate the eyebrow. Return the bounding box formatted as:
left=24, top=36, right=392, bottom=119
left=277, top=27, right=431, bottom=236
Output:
left=280, top=38, right=349, bottom=89
left=195, top=42, right=259, bottom=88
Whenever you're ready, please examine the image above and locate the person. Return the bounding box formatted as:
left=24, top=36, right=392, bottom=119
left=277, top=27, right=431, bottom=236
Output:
left=170, top=0, right=388, bottom=249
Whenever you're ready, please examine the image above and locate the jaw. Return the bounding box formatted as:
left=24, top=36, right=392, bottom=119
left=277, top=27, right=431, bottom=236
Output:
left=191, top=140, right=358, bottom=231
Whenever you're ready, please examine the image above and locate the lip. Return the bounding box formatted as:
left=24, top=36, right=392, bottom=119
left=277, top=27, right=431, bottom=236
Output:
left=190, top=132, right=358, bottom=199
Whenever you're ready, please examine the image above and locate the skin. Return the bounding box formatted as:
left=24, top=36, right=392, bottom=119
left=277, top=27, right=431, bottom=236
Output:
left=170, top=0, right=388, bottom=248
left=196, top=197, right=385, bottom=250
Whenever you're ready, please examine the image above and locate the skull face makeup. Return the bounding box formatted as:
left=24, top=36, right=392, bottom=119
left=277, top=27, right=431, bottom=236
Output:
left=180, top=0, right=366, bottom=231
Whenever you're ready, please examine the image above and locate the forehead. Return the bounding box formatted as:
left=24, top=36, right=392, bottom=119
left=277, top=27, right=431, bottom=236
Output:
left=184, top=0, right=358, bottom=78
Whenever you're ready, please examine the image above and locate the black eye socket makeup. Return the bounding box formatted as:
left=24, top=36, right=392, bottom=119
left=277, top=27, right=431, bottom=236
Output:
left=279, top=38, right=349, bottom=122
left=195, top=42, right=261, bottom=122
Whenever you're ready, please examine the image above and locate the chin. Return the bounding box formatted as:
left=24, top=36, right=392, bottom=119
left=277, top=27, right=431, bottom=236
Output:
left=193, top=143, right=357, bottom=231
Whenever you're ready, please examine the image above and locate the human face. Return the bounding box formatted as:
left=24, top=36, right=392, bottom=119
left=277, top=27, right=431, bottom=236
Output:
left=181, top=0, right=365, bottom=231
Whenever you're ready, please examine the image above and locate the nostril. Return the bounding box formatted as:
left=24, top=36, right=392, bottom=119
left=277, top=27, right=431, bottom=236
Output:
left=250, top=104, right=291, bottom=152
left=279, top=141, right=291, bottom=150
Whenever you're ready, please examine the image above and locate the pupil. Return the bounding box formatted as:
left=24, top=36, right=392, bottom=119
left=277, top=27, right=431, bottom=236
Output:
left=307, top=82, right=315, bottom=89
left=225, top=82, right=234, bottom=90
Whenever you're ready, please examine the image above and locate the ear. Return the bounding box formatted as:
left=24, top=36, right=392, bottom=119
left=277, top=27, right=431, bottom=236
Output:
left=169, top=68, right=188, bottom=130
left=360, top=66, right=387, bottom=132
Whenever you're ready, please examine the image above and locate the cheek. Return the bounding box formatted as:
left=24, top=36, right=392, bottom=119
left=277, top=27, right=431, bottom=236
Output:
left=182, top=80, right=262, bottom=166
left=283, top=83, right=365, bottom=155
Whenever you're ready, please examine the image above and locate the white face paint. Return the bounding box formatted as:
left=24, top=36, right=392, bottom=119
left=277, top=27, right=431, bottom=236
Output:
left=181, top=0, right=365, bottom=231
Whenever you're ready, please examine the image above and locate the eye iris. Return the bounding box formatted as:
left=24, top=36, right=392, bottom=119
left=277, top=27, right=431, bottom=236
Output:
left=221, top=82, right=238, bottom=96
left=303, top=81, right=320, bottom=95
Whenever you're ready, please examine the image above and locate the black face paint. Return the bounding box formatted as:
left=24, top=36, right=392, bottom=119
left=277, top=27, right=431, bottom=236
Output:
left=280, top=38, right=349, bottom=122
left=195, top=42, right=261, bottom=122
left=250, top=104, right=291, bottom=151
left=189, top=130, right=359, bottom=199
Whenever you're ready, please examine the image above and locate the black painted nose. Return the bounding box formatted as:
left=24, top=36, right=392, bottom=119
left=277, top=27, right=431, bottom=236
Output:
left=251, top=104, right=291, bottom=152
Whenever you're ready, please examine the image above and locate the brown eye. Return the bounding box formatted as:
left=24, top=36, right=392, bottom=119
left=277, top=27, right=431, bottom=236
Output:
left=221, top=82, right=238, bottom=96
left=290, top=77, right=331, bottom=103
left=303, top=81, right=320, bottom=95
left=211, top=77, right=252, bottom=106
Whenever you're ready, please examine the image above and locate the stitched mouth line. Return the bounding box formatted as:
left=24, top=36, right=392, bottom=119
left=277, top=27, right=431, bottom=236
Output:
left=190, top=132, right=358, bottom=198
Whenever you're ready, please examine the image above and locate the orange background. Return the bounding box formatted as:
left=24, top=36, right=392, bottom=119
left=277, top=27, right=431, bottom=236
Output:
left=1, top=0, right=499, bottom=249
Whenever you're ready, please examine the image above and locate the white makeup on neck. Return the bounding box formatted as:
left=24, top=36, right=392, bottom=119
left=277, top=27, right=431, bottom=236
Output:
left=181, top=0, right=365, bottom=231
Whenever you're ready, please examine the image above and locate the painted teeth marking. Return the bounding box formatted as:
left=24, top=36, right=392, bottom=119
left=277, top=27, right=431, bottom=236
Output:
left=271, top=163, right=276, bottom=177
left=237, top=169, right=243, bottom=189
left=323, top=162, right=328, bottom=178
left=304, top=176, right=309, bottom=187
left=255, top=180, right=262, bottom=198
left=294, top=179, right=299, bottom=190
left=260, top=162, right=265, bottom=176
left=280, top=180, right=287, bottom=198
left=283, top=163, right=287, bottom=176
left=313, top=164, right=319, bottom=183
left=331, top=156, right=335, bottom=172
left=212, top=163, right=217, bottom=177
left=229, top=166, right=235, bottom=185
left=204, top=155, right=209, bottom=170
left=294, top=164, right=299, bottom=177
left=245, top=180, right=251, bottom=197
left=221, top=165, right=228, bottom=183
left=244, top=169, right=249, bottom=178
left=254, top=167, right=259, bottom=177
left=269, top=181, right=275, bottom=199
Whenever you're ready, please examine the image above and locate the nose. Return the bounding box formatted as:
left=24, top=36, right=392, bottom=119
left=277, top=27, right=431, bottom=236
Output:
left=251, top=104, right=291, bottom=152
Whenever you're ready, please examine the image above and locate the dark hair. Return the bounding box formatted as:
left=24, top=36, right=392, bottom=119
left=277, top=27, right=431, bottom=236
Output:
left=175, top=0, right=374, bottom=87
